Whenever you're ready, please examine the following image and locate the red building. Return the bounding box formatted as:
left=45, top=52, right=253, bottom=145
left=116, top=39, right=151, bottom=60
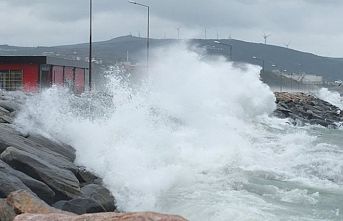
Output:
left=0, top=56, right=89, bottom=93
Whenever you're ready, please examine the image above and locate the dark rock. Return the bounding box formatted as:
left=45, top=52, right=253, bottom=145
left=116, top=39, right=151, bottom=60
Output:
left=81, top=184, right=116, bottom=212
left=0, top=115, right=14, bottom=124
left=309, top=119, right=334, bottom=128
left=0, top=106, right=10, bottom=114
left=273, top=110, right=285, bottom=118
left=274, top=106, right=291, bottom=118
left=53, top=198, right=105, bottom=215
left=0, top=124, right=77, bottom=173
left=0, top=199, right=16, bottom=221
left=1, top=147, right=80, bottom=200
left=0, top=159, right=55, bottom=203
left=76, top=166, right=102, bottom=186
left=52, top=200, right=68, bottom=209
left=0, top=168, right=33, bottom=198
left=0, top=100, right=21, bottom=112
left=9, top=111, right=18, bottom=119
left=0, top=105, right=14, bottom=124
left=274, top=92, right=343, bottom=128
left=26, top=134, right=76, bottom=162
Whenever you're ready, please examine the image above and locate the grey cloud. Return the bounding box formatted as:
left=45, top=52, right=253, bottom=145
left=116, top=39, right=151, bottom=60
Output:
left=1, top=0, right=343, bottom=57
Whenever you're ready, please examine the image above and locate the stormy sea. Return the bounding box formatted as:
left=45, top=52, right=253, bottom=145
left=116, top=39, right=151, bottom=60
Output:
left=14, top=45, right=343, bottom=221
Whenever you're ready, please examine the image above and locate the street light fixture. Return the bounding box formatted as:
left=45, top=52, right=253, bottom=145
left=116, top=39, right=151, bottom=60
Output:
left=214, top=40, right=233, bottom=60
left=128, top=1, right=150, bottom=71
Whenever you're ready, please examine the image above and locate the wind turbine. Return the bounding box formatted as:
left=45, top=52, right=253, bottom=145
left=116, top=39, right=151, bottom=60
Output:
left=177, top=27, right=180, bottom=40
left=263, top=33, right=271, bottom=44
left=284, top=41, right=291, bottom=48
left=228, top=33, right=232, bottom=40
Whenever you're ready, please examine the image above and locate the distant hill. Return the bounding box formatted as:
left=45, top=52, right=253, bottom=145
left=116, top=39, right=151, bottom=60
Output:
left=1, top=35, right=343, bottom=81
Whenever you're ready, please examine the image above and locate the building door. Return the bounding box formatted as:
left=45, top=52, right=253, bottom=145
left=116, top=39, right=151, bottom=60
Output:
left=40, top=65, right=52, bottom=89
left=52, top=66, right=64, bottom=86
left=64, top=67, right=74, bottom=91
left=74, top=68, right=85, bottom=94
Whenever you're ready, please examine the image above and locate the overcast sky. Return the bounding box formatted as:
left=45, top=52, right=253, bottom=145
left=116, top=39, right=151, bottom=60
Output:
left=0, top=0, right=342, bottom=57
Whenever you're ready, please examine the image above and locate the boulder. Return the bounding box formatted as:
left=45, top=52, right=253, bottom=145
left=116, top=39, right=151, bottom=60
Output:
left=53, top=198, right=105, bottom=214
left=81, top=184, right=116, bottom=212
left=274, top=92, right=343, bottom=128
left=14, top=212, right=188, bottom=221
left=6, top=190, right=72, bottom=215
left=0, top=123, right=77, bottom=173
left=76, top=166, right=103, bottom=186
left=0, top=115, right=14, bottom=124
left=0, top=106, right=14, bottom=124
left=52, top=200, right=68, bottom=209
left=1, top=147, right=80, bottom=200
left=0, top=106, right=10, bottom=114
left=0, top=169, right=33, bottom=198
left=0, top=199, right=16, bottom=221
left=0, top=159, right=55, bottom=203
left=26, top=134, right=76, bottom=162
left=0, top=100, right=21, bottom=112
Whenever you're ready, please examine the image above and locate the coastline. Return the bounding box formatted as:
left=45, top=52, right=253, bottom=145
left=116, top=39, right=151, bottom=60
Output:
left=0, top=90, right=341, bottom=220
left=0, top=91, right=187, bottom=220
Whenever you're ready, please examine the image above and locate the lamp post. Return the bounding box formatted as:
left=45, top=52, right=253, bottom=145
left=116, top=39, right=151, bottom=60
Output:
left=252, top=56, right=265, bottom=74
left=270, top=63, right=286, bottom=92
left=278, top=68, right=287, bottom=92
left=177, top=27, right=180, bottom=40
left=281, top=69, right=287, bottom=92
left=89, top=0, right=92, bottom=90
left=290, top=72, right=293, bottom=91
left=128, top=1, right=150, bottom=71
left=214, top=40, right=232, bottom=60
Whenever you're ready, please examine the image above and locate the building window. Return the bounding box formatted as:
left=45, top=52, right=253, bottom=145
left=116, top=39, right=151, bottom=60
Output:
left=0, top=70, right=23, bottom=91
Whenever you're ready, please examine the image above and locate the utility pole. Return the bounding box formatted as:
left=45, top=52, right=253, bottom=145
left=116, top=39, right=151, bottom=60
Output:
left=177, top=27, right=180, bottom=40
left=147, top=5, right=149, bottom=70
left=89, top=0, right=92, bottom=90
left=263, top=33, right=271, bottom=44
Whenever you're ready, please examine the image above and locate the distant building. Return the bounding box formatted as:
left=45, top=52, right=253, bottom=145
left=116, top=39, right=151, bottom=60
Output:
left=294, top=73, right=323, bottom=85
left=302, top=74, right=323, bottom=84
left=273, top=70, right=324, bottom=85
left=0, top=56, right=89, bottom=93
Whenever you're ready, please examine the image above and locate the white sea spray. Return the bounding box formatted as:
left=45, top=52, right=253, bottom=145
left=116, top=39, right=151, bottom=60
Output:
left=14, top=44, right=343, bottom=221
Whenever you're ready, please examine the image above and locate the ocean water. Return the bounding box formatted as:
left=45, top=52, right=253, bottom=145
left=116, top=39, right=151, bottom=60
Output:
left=14, top=45, right=343, bottom=221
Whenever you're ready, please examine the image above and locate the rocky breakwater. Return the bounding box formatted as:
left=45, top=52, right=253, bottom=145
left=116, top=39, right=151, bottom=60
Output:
left=274, top=92, right=343, bottom=128
left=0, top=92, right=187, bottom=221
